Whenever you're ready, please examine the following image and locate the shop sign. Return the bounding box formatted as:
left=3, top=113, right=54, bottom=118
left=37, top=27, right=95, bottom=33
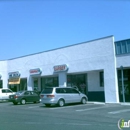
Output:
left=8, top=78, right=20, bottom=84
left=29, top=68, right=42, bottom=75
left=8, top=71, right=20, bottom=78
left=53, top=64, right=68, bottom=72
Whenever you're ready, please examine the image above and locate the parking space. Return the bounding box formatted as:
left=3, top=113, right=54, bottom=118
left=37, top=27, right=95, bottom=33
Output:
left=1, top=101, right=130, bottom=114
left=0, top=101, right=130, bottom=130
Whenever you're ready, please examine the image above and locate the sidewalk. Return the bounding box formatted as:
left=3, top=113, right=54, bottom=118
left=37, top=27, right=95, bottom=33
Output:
left=87, top=101, right=130, bottom=105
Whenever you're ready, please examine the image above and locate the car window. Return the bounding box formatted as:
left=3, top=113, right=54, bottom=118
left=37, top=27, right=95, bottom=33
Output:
left=56, top=88, right=66, bottom=93
left=2, top=89, right=6, bottom=93
left=16, top=91, right=23, bottom=95
left=30, top=91, right=38, bottom=95
left=41, top=88, right=53, bottom=94
left=65, top=88, right=72, bottom=93
left=24, top=91, right=30, bottom=95
left=6, top=89, right=13, bottom=93
left=56, top=88, right=60, bottom=93
left=71, top=88, right=79, bottom=94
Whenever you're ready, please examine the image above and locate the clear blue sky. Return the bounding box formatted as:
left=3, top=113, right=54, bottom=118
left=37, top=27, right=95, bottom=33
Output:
left=0, top=0, right=130, bottom=60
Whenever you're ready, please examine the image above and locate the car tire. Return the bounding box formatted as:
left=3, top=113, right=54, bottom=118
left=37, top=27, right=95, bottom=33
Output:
left=13, top=102, right=18, bottom=105
left=58, top=99, right=65, bottom=107
left=45, top=104, right=51, bottom=107
left=81, top=97, right=87, bottom=104
left=20, top=99, right=26, bottom=105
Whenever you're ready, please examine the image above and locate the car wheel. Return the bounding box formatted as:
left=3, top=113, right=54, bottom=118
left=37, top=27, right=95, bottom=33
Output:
left=58, top=99, right=65, bottom=107
left=13, top=102, right=18, bottom=105
left=45, top=104, right=51, bottom=107
left=81, top=97, right=87, bottom=104
left=20, top=99, right=26, bottom=105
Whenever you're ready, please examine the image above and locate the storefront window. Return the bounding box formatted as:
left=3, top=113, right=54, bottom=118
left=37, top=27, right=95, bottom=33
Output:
left=34, top=78, right=38, bottom=91
left=8, top=78, right=27, bottom=92
left=118, top=69, right=130, bottom=95
left=20, top=78, right=27, bottom=91
left=41, top=77, right=58, bottom=90
left=0, top=80, right=2, bottom=88
left=67, top=74, right=87, bottom=94
left=100, top=71, right=104, bottom=87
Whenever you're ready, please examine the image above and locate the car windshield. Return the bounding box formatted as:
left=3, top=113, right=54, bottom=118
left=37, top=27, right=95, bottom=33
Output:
left=41, top=88, right=53, bottom=94
left=15, top=91, right=24, bottom=95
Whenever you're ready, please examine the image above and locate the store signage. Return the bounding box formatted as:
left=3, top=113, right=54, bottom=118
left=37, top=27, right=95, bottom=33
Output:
left=53, top=64, right=68, bottom=72
left=29, top=68, right=42, bottom=75
left=8, top=71, right=20, bottom=78
left=8, top=78, right=20, bottom=84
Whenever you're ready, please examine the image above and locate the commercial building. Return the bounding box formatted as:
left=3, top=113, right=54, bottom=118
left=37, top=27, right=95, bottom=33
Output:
left=0, top=36, right=130, bottom=103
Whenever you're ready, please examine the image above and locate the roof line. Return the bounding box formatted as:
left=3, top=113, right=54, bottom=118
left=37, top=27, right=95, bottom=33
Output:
left=4, top=35, right=114, bottom=61
left=115, top=38, right=130, bottom=43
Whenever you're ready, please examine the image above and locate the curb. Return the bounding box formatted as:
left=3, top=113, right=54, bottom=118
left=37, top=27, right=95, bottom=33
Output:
left=88, top=101, right=130, bottom=105
left=87, top=101, right=105, bottom=105
left=120, top=103, right=130, bottom=106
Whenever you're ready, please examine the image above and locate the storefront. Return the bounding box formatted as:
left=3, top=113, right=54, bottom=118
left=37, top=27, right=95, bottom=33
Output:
left=8, top=71, right=27, bottom=92
left=29, top=68, right=42, bottom=92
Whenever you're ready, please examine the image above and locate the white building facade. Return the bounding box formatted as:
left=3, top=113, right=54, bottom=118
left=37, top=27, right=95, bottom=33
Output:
left=0, top=36, right=130, bottom=103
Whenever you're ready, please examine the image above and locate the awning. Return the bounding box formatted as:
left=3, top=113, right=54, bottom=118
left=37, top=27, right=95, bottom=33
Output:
left=8, top=78, right=20, bottom=84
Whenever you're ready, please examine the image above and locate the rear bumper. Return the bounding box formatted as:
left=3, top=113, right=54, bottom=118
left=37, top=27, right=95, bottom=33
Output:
left=8, top=98, right=20, bottom=103
left=40, top=98, right=58, bottom=104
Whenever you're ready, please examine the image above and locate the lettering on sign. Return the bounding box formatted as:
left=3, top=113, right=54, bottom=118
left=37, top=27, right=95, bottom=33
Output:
left=8, top=78, right=20, bottom=84
left=54, top=64, right=68, bottom=72
left=8, top=71, right=20, bottom=78
left=29, top=68, right=42, bottom=75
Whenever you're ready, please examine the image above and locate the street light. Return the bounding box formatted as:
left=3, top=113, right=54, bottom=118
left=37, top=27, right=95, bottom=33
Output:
left=120, top=66, right=125, bottom=103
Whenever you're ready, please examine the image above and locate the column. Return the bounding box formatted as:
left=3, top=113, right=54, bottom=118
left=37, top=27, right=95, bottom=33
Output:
left=27, top=76, right=33, bottom=91
left=58, top=72, right=67, bottom=87
left=104, top=68, right=119, bottom=103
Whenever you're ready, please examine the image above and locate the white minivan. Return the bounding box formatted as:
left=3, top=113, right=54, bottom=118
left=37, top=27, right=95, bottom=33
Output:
left=40, top=87, right=88, bottom=107
left=0, top=88, right=15, bottom=101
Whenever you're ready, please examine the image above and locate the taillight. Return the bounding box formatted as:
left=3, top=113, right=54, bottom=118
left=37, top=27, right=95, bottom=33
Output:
left=40, top=95, right=44, bottom=98
left=47, top=95, right=55, bottom=98
left=14, top=95, right=18, bottom=99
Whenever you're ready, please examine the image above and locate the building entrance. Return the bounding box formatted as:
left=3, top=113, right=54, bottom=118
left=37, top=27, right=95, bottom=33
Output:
left=118, top=69, right=130, bottom=102
left=67, top=74, right=87, bottom=95
left=9, top=78, right=27, bottom=92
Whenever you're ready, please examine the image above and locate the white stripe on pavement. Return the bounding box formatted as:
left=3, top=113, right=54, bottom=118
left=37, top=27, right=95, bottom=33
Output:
left=108, top=109, right=130, bottom=114
left=76, top=106, right=106, bottom=112
left=49, top=104, right=92, bottom=110
left=28, top=106, right=39, bottom=109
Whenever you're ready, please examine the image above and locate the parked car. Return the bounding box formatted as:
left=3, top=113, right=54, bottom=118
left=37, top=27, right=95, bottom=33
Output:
left=40, top=87, right=88, bottom=107
left=9, top=90, right=40, bottom=105
left=0, top=88, right=15, bottom=101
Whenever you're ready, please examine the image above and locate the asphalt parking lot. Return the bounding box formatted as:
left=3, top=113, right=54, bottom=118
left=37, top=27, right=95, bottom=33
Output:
left=0, top=101, right=130, bottom=130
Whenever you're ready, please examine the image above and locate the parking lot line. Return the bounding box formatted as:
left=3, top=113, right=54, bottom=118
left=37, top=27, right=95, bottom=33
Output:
left=49, top=104, right=91, bottom=110
left=108, top=109, right=130, bottom=114
left=28, top=106, right=39, bottom=109
left=76, top=106, right=106, bottom=112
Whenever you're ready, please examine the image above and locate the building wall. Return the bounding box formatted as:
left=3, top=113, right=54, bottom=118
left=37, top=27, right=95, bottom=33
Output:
left=88, top=71, right=104, bottom=92
left=1, top=36, right=119, bottom=103
left=116, top=55, right=130, bottom=68
left=0, top=60, right=8, bottom=88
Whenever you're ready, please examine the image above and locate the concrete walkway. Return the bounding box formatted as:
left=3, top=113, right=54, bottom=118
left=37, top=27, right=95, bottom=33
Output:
left=88, top=101, right=130, bottom=105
